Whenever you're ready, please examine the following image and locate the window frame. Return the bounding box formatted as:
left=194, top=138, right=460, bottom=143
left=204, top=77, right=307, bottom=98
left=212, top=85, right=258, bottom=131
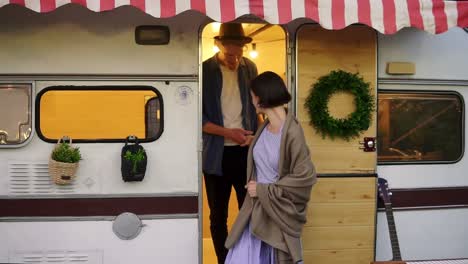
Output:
left=0, top=82, right=35, bottom=148
left=377, top=89, right=465, bottom=165
left=35, top=86, right=164, bottom=143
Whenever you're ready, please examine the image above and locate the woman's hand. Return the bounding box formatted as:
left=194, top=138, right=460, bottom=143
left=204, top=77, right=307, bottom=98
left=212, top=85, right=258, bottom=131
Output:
left=246, top=180, right=257, bottom=197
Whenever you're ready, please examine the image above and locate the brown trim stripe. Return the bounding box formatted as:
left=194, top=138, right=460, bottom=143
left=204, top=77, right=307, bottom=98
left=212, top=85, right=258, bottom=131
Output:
left=377, top=187, right=468, bottom=209
left=0, top=196, right=198, bottom=217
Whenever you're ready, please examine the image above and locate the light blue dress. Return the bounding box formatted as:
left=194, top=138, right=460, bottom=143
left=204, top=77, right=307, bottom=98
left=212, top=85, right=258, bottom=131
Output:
left=225, top=125, right=282, bottom=264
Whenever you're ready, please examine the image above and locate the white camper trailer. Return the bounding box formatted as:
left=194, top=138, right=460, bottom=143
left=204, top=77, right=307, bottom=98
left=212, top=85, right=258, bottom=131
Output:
left=0, top=1, right=467, bottom=264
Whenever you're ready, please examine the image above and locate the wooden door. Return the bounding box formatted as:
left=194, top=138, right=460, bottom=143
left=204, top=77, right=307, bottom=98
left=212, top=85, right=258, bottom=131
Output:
left=296, top=25, right=378, bottom=264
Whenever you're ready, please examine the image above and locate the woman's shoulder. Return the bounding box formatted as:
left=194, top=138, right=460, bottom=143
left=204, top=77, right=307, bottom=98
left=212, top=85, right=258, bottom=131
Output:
left=284, top=114, right=303, bottom=133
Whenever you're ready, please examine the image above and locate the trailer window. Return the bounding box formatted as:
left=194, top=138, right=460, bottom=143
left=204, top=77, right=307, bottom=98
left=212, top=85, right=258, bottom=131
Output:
left=378, top=91, right=463, bottom=163
left=0, top=84, right=33, bottom=147
left=37, top=87, right=163, bottom=143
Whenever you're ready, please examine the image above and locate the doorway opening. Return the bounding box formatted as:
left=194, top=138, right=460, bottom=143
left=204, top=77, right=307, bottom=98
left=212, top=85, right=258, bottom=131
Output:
left=200, top=22, right=287, bottom=264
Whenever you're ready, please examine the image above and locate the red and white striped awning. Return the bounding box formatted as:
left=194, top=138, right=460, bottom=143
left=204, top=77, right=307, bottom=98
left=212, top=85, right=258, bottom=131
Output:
left=1, top=0, right=467, bottom=34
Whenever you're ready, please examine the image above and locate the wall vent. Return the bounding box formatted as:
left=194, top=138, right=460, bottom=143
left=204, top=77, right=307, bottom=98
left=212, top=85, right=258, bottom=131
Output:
left=9, top=250, right=102, bottom=264
left=8, top=161, right=77, bottom=195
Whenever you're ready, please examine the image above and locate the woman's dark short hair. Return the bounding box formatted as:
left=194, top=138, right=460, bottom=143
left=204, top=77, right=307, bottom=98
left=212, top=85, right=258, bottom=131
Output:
left=250, top=71, right=291, bottom=108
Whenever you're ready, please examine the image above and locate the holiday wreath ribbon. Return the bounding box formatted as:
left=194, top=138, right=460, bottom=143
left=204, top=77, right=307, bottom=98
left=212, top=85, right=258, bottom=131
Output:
left=304, top=70, right=375, bottom=141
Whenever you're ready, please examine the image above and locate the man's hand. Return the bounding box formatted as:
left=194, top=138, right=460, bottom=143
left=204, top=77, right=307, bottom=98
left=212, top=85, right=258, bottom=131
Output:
left=227, top=128, right=253, bottom=145
left=246, top=180, right=257, bottom=197
left=240, top=135, right=254, bottom=147
left=203, top=123, right=253, bottom=145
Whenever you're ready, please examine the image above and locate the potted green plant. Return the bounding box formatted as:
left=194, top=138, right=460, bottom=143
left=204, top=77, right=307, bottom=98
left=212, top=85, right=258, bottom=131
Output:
left=49, top=138, right=82, bottom=185
left=121, top=137, right=147, bottom=182
left=124, top=149, right=146, bottom=174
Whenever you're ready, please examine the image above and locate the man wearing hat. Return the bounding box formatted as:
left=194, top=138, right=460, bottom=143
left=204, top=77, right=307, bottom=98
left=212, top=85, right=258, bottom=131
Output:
left=202, top=23, right=259, bottom=264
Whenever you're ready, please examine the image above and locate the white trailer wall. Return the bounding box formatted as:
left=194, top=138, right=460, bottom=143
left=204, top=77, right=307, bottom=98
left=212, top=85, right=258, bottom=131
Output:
left=376, top=28, right=468, bottom=261
left=379, top=27, right=468, bottom=81
left=0, top=4, right=206, bottom=196
left=0, top=5, right=204, bottom=264
left=0, top=4, right=206, bottom=75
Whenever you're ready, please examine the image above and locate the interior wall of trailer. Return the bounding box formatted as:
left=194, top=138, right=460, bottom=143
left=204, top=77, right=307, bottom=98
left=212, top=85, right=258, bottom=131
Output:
left=376, top=28, right=468, bottom=260
left=201, top=23, right=286, bottom=76
left=39, top=90, right=158, bottom=140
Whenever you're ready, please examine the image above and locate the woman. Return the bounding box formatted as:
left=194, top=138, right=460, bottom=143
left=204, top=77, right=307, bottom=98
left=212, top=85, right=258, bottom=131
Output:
left=224, top=71, right=317, bottom=264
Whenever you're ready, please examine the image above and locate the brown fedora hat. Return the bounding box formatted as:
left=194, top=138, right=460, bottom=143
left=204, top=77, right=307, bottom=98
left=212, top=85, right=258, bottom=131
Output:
left=214, top=23, right=252, bottom=44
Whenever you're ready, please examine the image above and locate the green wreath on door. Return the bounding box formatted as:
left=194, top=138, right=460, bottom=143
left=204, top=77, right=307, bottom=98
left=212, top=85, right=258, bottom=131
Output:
left=304, top=70, right=375, bottom=141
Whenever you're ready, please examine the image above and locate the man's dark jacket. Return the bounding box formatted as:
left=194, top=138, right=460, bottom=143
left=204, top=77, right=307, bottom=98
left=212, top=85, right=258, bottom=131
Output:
left=202, top=55, right=258, bottom=176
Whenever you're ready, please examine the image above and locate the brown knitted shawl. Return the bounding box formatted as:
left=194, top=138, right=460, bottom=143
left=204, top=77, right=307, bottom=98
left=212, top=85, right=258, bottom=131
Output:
left=225, top=113, right=317, bottom=263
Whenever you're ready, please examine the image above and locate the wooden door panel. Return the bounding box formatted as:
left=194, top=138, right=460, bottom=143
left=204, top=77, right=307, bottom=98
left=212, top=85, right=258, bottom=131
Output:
left=296, top=25, right=377, bottom=174
left=304, top=249, right=375, bottom=264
